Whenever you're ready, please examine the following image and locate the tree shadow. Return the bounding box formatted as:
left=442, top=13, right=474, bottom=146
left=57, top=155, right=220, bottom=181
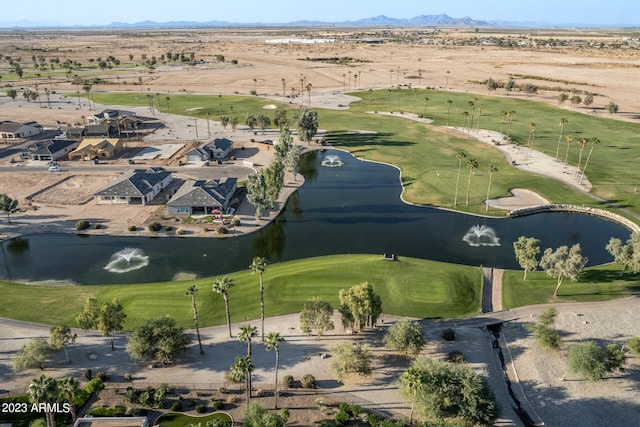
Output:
left=324, top=131, right=415, bottom=148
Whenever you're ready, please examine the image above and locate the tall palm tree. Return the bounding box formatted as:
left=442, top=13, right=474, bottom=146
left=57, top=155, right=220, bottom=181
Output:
left=423, top=97, right=430, bottom=116
left=466, top=158, right=479, bottom=206
left=564, top=135, right=574, bottom=165
left=165, top=96, right=170, bottom=113
left=412, top=89, right=417, bottom=114
left=485, top=164, right=498, bottom=212
left=506, top=110, right=516, bottom=138
left=579, top=137, right=600, bottom=184
left=29, top=375, right=58, bottom=427
left=462, top=111, right=470, bottom=137
left=212, top=276, right=235, bottom=338
left=499, top=110, right=507, bottom=133
left=576, top=138, right=588, bottom=179
left=57, top=377, right=80, bottom=423
left=239, top=324, right=258, bottom=399
left=527, top=122, right=536, bottom=159
left=556, top=117, right=568, bottom=159
left=231, top=356, right=254, bottom=408
left=401, top=366, right=424, bottom=426
left=281, top=78, right=286, bottom=98
left=186, top=285, right=204, bottom=354
left=368, top=88, right=373, bottom=109
left=454, top=152, right=467, bottom=207
left=250, top=256, right=268, bottom=341
left=446, top=99, right=453, bottom=126
left=265, top=332, right=285, bottom=409
left=239, top=324, right=258, bottom=357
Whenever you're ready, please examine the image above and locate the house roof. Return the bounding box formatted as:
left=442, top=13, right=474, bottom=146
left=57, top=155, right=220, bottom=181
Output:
left=91, top=109, right=136, bottom=120
left=28, top=139, right=77, bottom=155
left=75, top=138, right=121, bottom=151
left=85, top=124, right=115, bottom=135
left=94, top=168, right=172, bottom=198
left=209, top=137, right=233, bottom=152
left=168, top=178, right=237, bottom=207
left=0, top=121, right=36, bottom=133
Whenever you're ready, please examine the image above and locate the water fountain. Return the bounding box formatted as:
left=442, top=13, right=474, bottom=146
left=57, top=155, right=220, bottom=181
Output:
left=462, top=225, right=501, bottom=247
left=104, top=248, right=149, bottom=273
left=321, top=154, right=344, bottom=167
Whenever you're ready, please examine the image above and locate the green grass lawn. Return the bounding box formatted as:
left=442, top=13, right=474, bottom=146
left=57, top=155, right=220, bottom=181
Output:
left=502, top=263, right=640, bottom=308
left=155, top=412, right=232, bottom=427
left=0, top=255, right=481, bottom=329
left=92, top=90, right=640, bottom=220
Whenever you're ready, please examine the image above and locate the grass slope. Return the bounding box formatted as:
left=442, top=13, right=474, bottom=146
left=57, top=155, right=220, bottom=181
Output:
left=0, top=255, right=481, bottom=329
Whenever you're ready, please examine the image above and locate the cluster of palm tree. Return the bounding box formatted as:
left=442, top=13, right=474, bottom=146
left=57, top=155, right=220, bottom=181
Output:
left=28, top=374, right=81, bottom=427
left=552, top=117, right=600, bottom=185
left=453, top=151, right=498, bottom=210
left=190, top=256, right=285, bottom=408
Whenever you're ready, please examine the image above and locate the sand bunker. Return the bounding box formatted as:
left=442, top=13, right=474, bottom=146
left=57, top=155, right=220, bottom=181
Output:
left=262, top=104, right=277, bottom=109
left=487, top=188, right=550, bottom=210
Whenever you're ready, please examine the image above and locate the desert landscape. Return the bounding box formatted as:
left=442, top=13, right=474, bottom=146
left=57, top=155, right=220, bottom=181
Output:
left=2, top=25, right=640, bottom=426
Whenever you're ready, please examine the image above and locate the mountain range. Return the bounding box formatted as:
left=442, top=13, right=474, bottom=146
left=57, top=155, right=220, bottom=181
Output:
left=0, top=14, right=561, bottom=29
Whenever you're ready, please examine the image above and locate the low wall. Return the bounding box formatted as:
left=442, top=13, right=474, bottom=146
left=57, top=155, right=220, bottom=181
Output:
left=508, top=204, right=640, bottom=233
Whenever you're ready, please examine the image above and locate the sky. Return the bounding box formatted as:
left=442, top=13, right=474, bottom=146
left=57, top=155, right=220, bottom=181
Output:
left=6, top=0, right=640, bottom=27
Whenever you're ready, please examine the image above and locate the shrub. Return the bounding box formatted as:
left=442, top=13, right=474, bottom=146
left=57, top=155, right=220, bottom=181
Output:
left=128, top=225, right=136, bottom=231
left=448, top=350, right=466, bottom=363
left=95, top=371, right=108, bottom=381
left=216, top=226, right=228, bottom=234
left=93, top=223, right=101, bottom=229
left=339, top=402, right=351, bottom=414
left=85, top=378, right=104, bottom=394
left=351, top=405, right=364, bottom=417
left=335, top=410, right=350, bottom=426
left=249, top=89, right=257, bottom=96
left=75, top=220, right=90, bottom=230
left=218, top=386, right=226, bottom=393
left=231, top=218, right=241, bottom=226
left=169, top=401, right=181, bottom=411
left=212, top=400, right=224, bottom=411
left=83, top=369, right=93, bottom=380
left=148, top=222, right=162, bottom=232
left=85, top=407, right=126, bottom=417
left=442, top=328, right=456, bottom=341
left=124, top=373, right=133, bottom=381
left=176, top=228, right=185, bottom=235
left=301, top=374, right=316, bottom=389
left=282, top=375, right=294, bottom=389
left=186, top=399, right=195, bottom=407
left=195, top=404, right=206, bottom=413
left=225, top=396, right=236, bottom=405
left=165, top=225, right=173, bottom=231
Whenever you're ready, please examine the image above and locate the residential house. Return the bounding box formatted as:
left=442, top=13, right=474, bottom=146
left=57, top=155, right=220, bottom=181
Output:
left=93, top=167, right=172, bottom=205
left=0, top=121, right=43, bottom=139
left=69, top=138, right=124, bottom=160
left=85, top=124, right=118, bottom=138
left=87, top=109, right=136, bottom=125
left=167, top=177, right=237, bottom=215
left=25, top=139, right=79, bottom=161
left=185, top=138, right=233, bottom=162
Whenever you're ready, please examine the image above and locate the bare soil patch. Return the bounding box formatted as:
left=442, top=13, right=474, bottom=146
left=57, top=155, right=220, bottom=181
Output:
left=31, top=174, right=116, bottom=205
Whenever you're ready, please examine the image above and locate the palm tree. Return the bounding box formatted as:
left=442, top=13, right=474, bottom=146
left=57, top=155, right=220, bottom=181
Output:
left=423, top=97, right=430, bottom=116
left=186, top=285, right=204, bottom=354
left=466, top=158, right=479, bottom=206
left=556, top=117, right=568, bottom=159
left=564, top=135, right=574, bottom=165
left=212, top=276, right=235, bottom=338
left=239, top=324, right=258, bottom=399
left=579, top=137, right=600, bottom=184
left=250, top=256, right=268, bottom=341
left=499, top=110, right=507, bottom=133
left=165, top=96, right=170, bottom=113
left=506, top=110, right=516, bottom=138
left=265, top=332, right=285, bottom=409
left=412, top=89, right=417, bottom=114
left=281, top=78, right=286, bottom=98
left=462, top=111, right=470, bottom=137
left=576, top=138, right=588, bottom=179
left=231, top=356, right=254, bottom=408
left=446, top=99, right=453, bottom=126
left=485, top=164, right=498, bottom=212
left=454, top=152, right=467, bottom=207
left=368, top=88, right=373, bottom=109
left=239, top=324, right=258, bottom=357
left=401, top=366, right=423, bottom=426
left=527, top=122, right=536, bottom=159
left=57, top=377, right=80, bottom=423
left=28, top=375, right=58, bottom=427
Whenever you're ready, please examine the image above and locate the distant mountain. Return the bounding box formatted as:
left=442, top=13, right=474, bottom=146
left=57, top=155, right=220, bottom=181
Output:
left=0, top=14, right=619, bottom=29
